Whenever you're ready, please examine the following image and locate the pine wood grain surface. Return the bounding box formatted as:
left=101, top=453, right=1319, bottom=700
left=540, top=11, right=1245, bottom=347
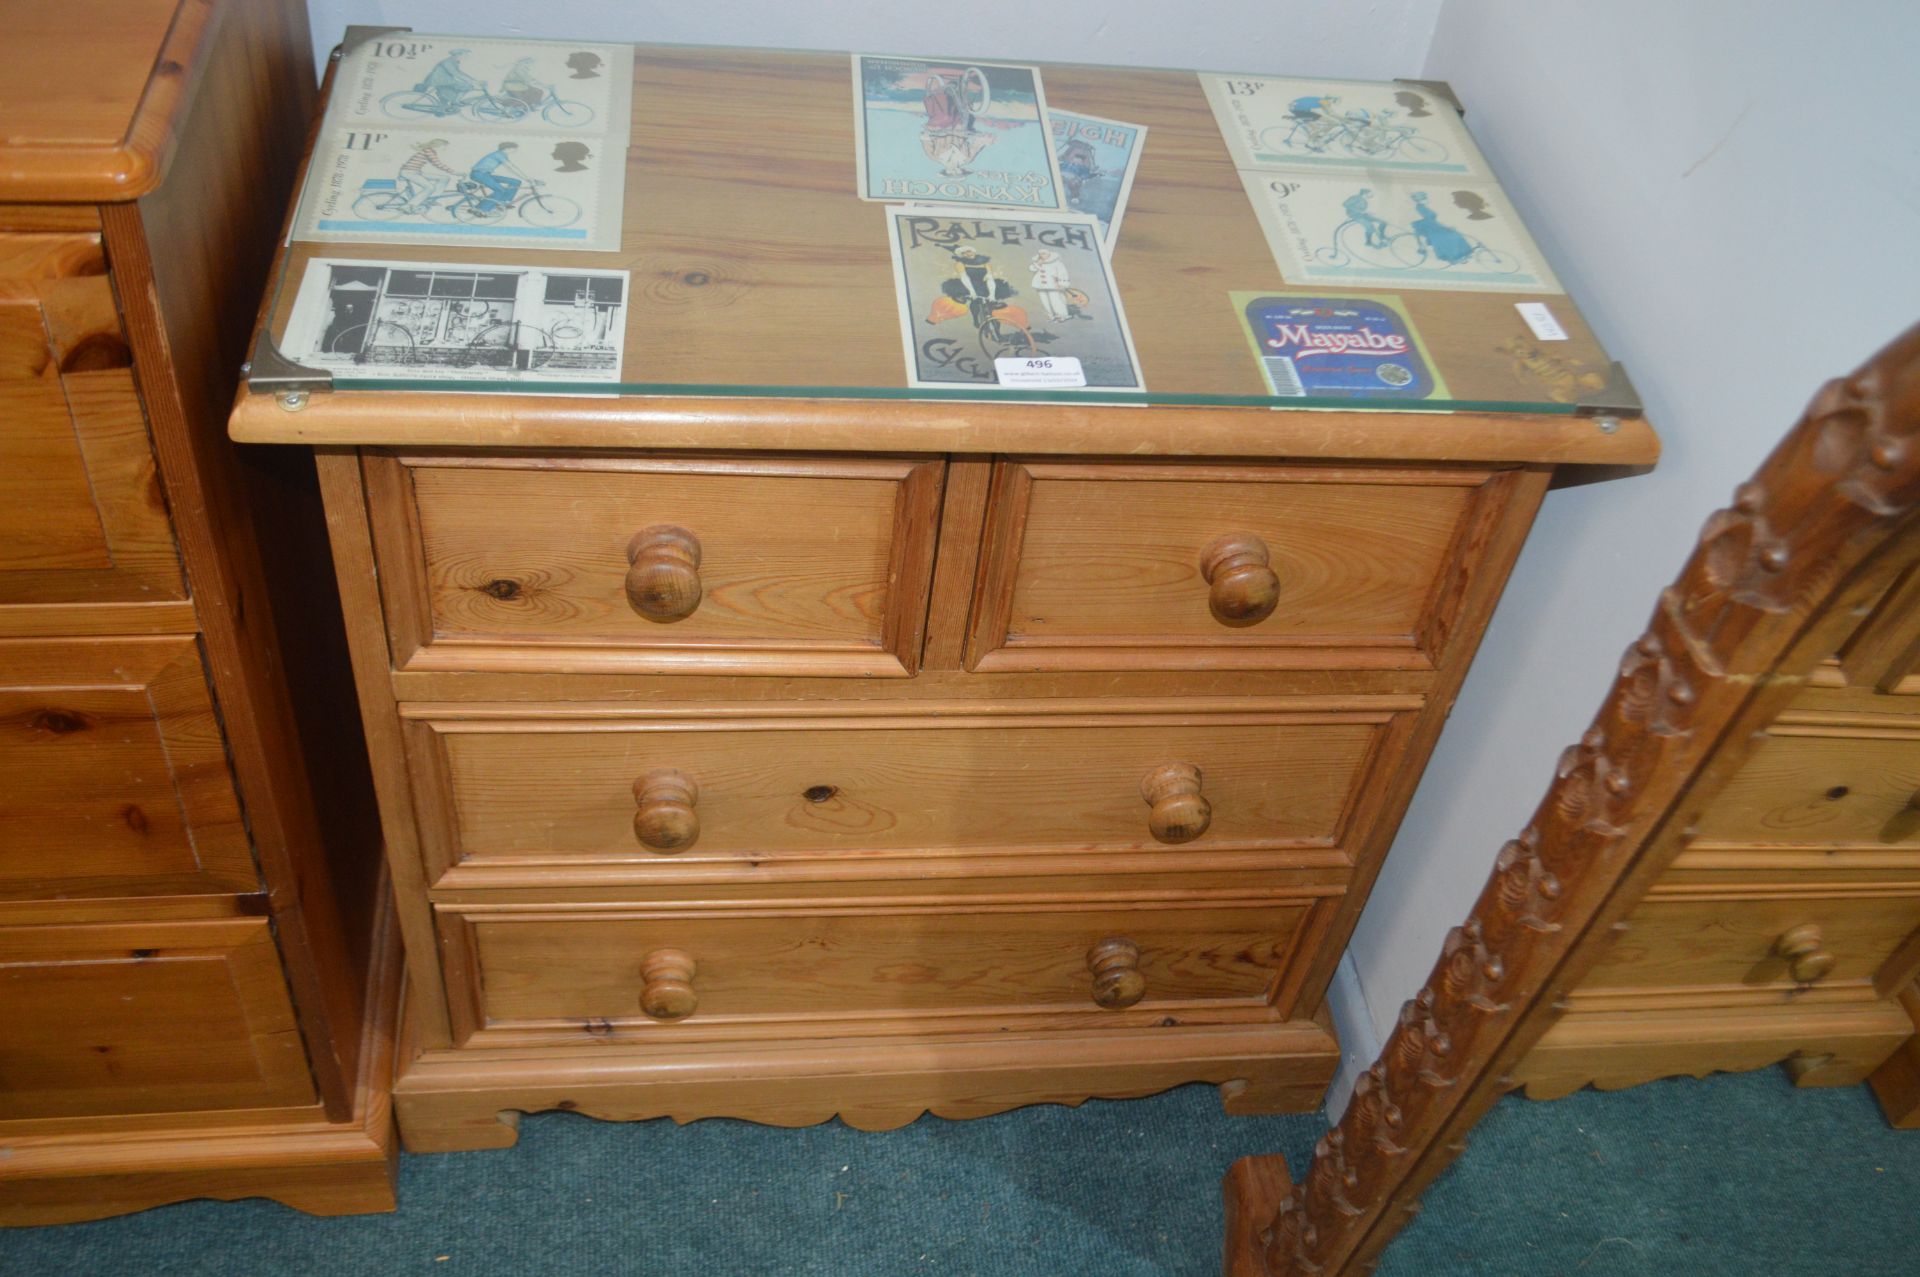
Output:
left=234, top=44, right=1659, bottom=462
left=414, top=707, right=1392, bottom=868
left=0, top=0, right=215, bottom=199
left=453, top=900, right=1304, bottom=1028
left=0, top=918, right=313, bottom=1120
left=0, top=638, right=256, bottom=899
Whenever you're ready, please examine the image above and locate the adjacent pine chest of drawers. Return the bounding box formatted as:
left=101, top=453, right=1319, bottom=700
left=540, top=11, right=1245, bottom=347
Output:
left=232, top=41, right=1659, bottom=1151
left=0, top=0, right=397, bottom=1221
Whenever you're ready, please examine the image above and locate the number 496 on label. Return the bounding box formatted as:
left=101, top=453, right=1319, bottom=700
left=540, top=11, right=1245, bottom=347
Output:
left=994, top=356, right=1087, bottom=388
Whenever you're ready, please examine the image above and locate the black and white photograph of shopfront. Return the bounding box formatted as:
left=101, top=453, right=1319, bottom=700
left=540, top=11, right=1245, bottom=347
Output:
left=287, top=259, right=629, bottom=381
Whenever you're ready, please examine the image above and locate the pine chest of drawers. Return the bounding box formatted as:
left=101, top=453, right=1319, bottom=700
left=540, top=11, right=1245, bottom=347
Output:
left=232, top=38, right=1658, bottom=1150
left=0, top=0, right=397, bottom=1220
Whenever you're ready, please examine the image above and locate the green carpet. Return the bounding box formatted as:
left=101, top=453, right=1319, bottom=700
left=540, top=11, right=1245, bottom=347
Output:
left=1, top=1070, right=1915, bottom=1274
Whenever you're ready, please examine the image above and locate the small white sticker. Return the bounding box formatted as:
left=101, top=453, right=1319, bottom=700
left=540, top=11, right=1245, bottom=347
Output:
left=994, top=356, right=1087, bottom=388
left=1515, top=301, right=1569, bottom=341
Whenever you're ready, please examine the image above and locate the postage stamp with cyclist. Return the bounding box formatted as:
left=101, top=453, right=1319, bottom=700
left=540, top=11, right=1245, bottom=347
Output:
left=279, top=257, right=631, bottom=385
left=295, top=127, right=622, bottom=251
left=292, top=34, right=635, bottom=252
left=1239, top=171, right=1563, bottom=294
left=884, top=207, right=1143, bottom=390
left=330, top=34, right=632, bottom=136
left=1199, top=73, right=1485, bottom=177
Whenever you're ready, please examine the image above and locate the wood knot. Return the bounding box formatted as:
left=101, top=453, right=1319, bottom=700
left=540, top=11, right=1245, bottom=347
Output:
left=1827, top=785, right=1850, bottom=800
left=803, top=784, right=838, bottom=803
left=643, top=260, right=748, bottom=307
left=131, top=949, right=158, bottom=959
left=556, top=1099, right=579, bottom=1110
left=122, top=804, right=150, bottom=835
left=32, top=709, right=92, bottom=735
left=479, top=578, right=522, bottom=600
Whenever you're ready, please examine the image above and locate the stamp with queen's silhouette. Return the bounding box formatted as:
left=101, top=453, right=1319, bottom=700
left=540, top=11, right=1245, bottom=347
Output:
left=1239, top=171, right=1561, bottom=294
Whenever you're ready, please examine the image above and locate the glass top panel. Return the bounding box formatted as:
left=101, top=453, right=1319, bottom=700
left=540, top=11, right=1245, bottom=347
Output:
left=256, top=40, right=1618, bottom=416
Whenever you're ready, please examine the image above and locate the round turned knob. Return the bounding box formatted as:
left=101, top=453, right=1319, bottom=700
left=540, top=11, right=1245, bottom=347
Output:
left=625, top=525, right=702, bottom=622
left=1142, top=762, right=1211, bottom=844
left=1088, top=937, right=1147, bottom=1009
left=1200, top=533, right=1280, bottom=627
left=1774, top=924, right=1837, bottom=984
left=632, top=770, right=699, bottom=853
left=639, top=948, right=698, bottom=1020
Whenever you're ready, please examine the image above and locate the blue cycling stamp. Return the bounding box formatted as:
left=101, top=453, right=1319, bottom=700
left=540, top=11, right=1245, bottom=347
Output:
left=1240, top=172, right=1561, bottom=294
left=333, top=35, right=631, bottom=135
left=295, top=127, right=621, bottom=252
left=294, top=35, right=635, bottom=252
left=1232, top=292, right=1445, bottom=400
left=1199, top=73, right=1485, bottom=176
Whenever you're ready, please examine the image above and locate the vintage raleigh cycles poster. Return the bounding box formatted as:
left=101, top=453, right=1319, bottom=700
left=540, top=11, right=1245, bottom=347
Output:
left=885, top=208, right=1143, bottom=391
left=853, top=54, right=1069, bottom=210
left=1048, top=109, right=1147, bottom=244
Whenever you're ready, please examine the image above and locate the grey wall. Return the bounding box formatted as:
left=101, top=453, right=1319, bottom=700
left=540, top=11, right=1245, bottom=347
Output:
left=1345, top=0, right=1920, bottom=1056
left=300, top=1, right=1442, bottom=78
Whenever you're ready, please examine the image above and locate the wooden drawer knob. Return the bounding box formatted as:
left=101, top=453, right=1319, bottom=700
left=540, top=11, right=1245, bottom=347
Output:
left=1142, top=762, right=1211, bottom=844
left=1774, top=924, right=1837, bottom=984
left=1200, top=533, right=1280, bottom=626
left=632, top=770, right=699, bottom=853
left=640, top=948, right=698, bottom=1020
left=625, top=525, right=702, bottom=622
left=1088, top=937, right=1147, bottom=1009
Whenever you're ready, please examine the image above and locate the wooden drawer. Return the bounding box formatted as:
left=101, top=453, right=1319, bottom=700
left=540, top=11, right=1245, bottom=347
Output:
left=0, top=638, right=257, bottom=900
left=406, top=698, right=1413, bottom=882
left=0, top=233, right=183, bottom=617
left=1580, top=890, right=1920, bottom=999
left=366, top=451, right=944, bottom=677
left=964, top=459, right=1513, bottom=673
left=1690, top=714, right=1920, bottom=850
left=0, top=917, right=314, bottom=1120
left=440, top=896, right=1313, bottom=1040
